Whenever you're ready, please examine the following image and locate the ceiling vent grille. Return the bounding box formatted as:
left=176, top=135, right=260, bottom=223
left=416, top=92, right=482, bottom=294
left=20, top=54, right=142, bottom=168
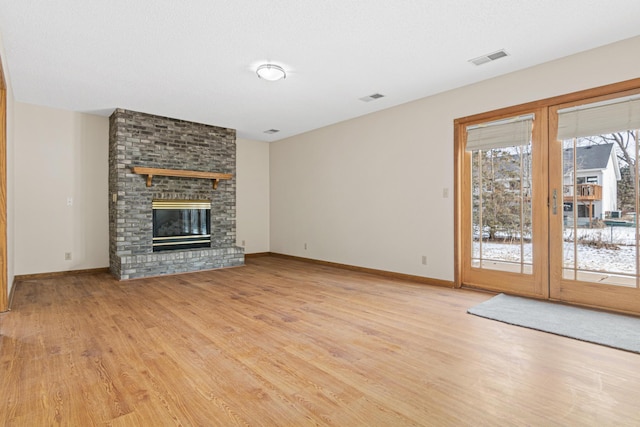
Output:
left=263, top=129, right=280, bottom=134
left=469, top=49, right=509, bottom=66
left=359, top=93, right=385, bottom=102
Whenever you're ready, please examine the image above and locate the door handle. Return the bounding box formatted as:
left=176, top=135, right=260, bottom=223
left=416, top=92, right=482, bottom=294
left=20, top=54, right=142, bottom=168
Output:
left=552, top=189, right=558, bottom=215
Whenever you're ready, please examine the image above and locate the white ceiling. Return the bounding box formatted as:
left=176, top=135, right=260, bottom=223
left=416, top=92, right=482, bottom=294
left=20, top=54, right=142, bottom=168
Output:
left=1, top=1, right=640, bottom=142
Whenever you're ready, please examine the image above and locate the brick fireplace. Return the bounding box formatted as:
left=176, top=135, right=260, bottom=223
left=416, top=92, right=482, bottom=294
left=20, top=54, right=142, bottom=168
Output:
left=108, top=109, right=244, bottom=280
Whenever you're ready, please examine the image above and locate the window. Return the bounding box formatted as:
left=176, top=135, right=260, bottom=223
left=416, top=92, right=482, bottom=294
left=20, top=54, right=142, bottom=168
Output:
left=577, top=176, right=598, bottom=184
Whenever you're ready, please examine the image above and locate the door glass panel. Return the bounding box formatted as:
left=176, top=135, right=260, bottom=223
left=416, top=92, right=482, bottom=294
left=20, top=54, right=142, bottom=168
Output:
left=560, top=132, right=639, bottom=287
left=470, top=125, right=534, bottom=274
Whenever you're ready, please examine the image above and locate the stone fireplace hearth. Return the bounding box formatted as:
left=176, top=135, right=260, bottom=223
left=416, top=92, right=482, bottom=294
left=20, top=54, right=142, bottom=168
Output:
left=108, top=109, right=244, bottom=280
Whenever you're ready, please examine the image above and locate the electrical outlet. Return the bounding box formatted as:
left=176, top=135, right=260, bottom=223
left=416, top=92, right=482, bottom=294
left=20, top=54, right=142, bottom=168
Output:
left=304, top=243, right=308, bottom=250
left=241, top=240, right=246, bottom=246
left=65, top=252, right=72, bottom=261
left=66, top=197, right=73, bottom=206
left=442, top=187, right=449, bottom=198
left=421, top=255, right=427, bottom=265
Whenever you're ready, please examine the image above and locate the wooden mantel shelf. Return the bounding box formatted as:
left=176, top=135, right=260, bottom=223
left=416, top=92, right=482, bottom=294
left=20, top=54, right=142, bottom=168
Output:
left=131, top=167, right=233, bottom=189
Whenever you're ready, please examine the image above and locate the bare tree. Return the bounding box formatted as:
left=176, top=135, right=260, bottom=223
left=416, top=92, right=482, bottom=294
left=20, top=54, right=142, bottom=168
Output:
left=472, top=146, right=532, bottom=241
left=585, top=131, right=636, bottom=167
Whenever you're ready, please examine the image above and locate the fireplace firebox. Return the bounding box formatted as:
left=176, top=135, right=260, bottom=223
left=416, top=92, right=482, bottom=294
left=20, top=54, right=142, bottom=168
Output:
left=152, top=200, right=211, bottom=252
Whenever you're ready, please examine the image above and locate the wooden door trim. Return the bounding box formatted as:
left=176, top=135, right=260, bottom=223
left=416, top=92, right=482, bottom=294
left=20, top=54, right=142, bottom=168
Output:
left=455, top=108, right=547, bottom=296
left=455, top=77, right=640, bottom=126
left=547, top=87, right=640, bottom=315
left=0, top=55, right=7, bottom=312
left=454, top=77, right=640, bottom=294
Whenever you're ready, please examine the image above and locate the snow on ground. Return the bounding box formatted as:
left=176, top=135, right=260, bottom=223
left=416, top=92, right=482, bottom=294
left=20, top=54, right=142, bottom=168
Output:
left=474, top=226, right=638, bottom=275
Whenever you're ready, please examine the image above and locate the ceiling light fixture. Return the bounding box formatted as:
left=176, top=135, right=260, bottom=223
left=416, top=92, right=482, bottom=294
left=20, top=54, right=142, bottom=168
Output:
left=256, top=64, right=286, bottom=81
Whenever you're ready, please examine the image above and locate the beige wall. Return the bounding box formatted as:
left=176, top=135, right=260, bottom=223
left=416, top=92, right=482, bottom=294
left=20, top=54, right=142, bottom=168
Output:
left=1, top=31, right=15, bottom=300
left=270, top=36, right=640, bottom=281
left=236, top=138, right=270, bottom=254
left=14, top=103, right=109, bottom=275
left=9, top=35, right=640, bottom=280
left=12, top=105, right=271, bottom=274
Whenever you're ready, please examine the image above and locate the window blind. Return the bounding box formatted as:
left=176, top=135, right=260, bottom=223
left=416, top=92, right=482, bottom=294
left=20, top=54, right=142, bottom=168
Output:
left=557, top=97, right=640, bottom=140
left=466, top=115, right=533, bottom=151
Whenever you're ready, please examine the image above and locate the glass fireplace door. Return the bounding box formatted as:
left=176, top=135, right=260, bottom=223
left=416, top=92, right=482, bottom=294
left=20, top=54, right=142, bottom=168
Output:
left=152, top=200, right=211, bottom=252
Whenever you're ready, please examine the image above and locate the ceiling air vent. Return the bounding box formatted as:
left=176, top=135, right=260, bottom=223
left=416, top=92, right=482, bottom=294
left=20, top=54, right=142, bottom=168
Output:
left=264, top=129, right=280, bottom=134
left=359, top=93, right=385, bottom=102
left=469, top=49, right=509, bottom=66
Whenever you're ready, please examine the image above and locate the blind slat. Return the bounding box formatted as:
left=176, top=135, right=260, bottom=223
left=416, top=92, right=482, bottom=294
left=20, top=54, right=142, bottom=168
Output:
left=466, top=118, right=533, bottom=151
left=558, top=98, right=640, bottom=140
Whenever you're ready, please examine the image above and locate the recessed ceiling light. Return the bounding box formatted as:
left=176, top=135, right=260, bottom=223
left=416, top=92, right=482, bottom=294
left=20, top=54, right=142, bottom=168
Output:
left=264, top=129, right=280, bottom=134
left=359, top=93, right=385, bottom=102
left=256, top=64, right=286, bottom=81
left=469, top=49, right=509, bottom=66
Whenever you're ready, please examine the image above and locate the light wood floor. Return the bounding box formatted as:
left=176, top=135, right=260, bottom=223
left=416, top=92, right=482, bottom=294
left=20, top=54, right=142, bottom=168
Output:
left=2, top=257, right=640, bottom=426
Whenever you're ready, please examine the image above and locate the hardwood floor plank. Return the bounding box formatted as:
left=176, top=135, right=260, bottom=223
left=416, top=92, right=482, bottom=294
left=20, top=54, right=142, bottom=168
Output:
left=2, top=256, right=640, bottom=425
